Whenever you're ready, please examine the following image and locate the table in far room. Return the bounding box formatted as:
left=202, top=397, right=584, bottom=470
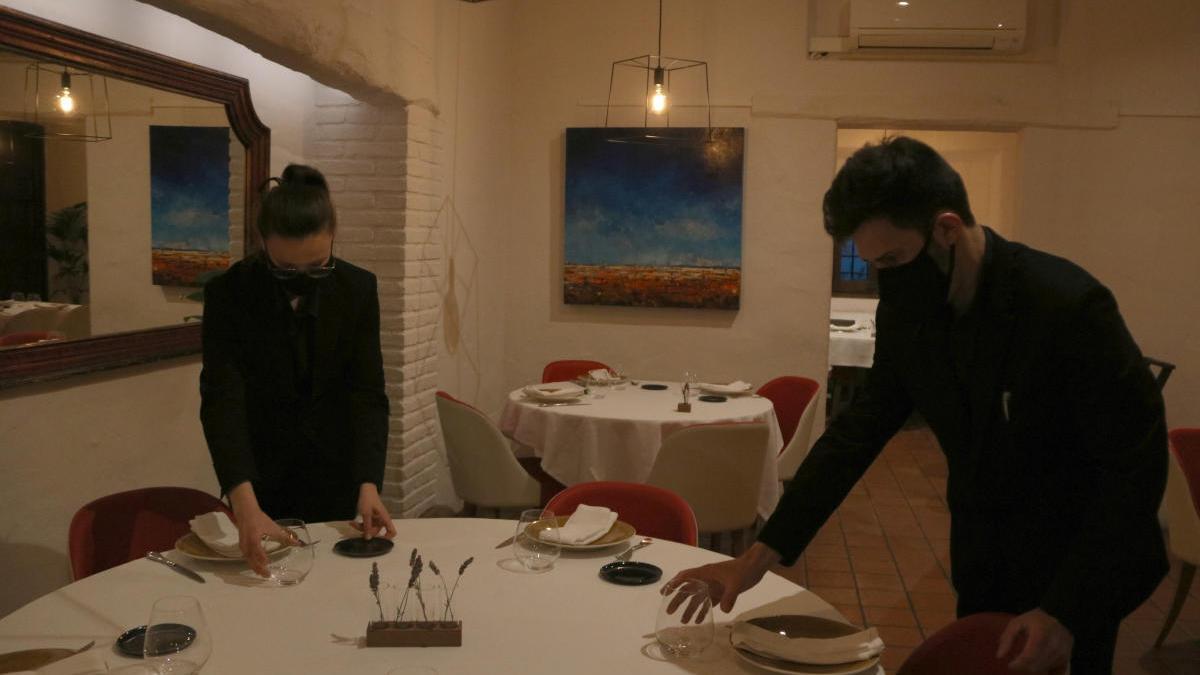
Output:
left=500, top=381, right=783, bottom=519
left=828, top=311, right=875, bottom=420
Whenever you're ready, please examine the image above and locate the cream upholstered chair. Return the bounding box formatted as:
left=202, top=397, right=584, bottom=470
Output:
left=646, top=422, right=770, bottom=553
left=1154, top=428, right=1200, bottom=647
left=435, top=391, right=540, bottom=516
left=756, top=376, right=822, bottom=481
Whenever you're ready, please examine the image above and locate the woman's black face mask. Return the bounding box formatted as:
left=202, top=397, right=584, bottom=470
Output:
left=877, top=237, right=954, bottom=317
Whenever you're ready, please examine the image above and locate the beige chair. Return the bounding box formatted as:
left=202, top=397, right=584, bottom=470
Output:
left=435, top=391, right=540, bottom=517
left=646, top=422, right=770, bottom=554
left=1154, top=428, right=1200, bottom=647
left=776, top=387, right=820, bottom=481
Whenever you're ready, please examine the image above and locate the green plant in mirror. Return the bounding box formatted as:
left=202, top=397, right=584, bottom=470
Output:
left=46, top=201, right=89, bottom=304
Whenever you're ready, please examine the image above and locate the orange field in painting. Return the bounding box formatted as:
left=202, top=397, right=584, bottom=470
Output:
left=152, top=249, right=230, bottom=287
left=564, top=264, right=740, bottom=309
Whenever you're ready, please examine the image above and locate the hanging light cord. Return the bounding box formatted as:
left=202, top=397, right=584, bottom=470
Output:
left=657, top=0, right=663, bottom=60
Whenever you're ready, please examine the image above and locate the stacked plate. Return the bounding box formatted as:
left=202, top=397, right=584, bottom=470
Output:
left=522, top=382, right=587, bottom=403
left=730, top=614, right=884, bottom=674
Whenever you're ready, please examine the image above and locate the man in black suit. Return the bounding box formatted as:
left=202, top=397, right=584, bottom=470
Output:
left=667, top=137, right=1167, bottom=673
left=201, top=165, right=394, bottom=576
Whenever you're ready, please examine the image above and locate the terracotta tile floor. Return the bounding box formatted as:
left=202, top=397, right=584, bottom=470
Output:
left=767, top=425, right=1200, bottom=674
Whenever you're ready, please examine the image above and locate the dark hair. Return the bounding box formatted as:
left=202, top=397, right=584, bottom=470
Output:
left=822, top=136, right=974, bottom=239
left=257, top=164, right=336, bottom=239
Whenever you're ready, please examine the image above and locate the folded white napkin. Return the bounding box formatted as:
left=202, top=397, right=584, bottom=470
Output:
left=731, top=619, right=884, bottom=666
left=538, top=504, right=617, bottom=545
left=697, top=380, right=753, bottom=394
left=522, top=382, right=586, bottom=401
left=30, top=649, right=109, bottom=675
left=189, top=511, right=281, bottom=558
left=587, top=368, right=616, bottom=382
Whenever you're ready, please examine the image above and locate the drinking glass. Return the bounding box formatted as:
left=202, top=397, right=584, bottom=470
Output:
left=267, top=518, right=314, bottom=585
left=610, top=362, right=628, bottom=389
left=656, top=579, right=715, bottom=658
left=144, top=595, right=211, bottom=674
left=512, top=508, right=560, bottom=572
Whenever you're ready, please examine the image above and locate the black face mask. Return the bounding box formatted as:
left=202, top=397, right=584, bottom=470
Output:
left=279, top=274, right=321, bottom=296
left=877, top=239, right=953, bottom=318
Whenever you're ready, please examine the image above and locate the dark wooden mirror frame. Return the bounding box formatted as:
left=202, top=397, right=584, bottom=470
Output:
left=0, top=7, right=268, bottom=390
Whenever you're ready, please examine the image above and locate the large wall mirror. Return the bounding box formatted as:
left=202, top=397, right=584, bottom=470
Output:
left=0, top=7, right=268, bottom=388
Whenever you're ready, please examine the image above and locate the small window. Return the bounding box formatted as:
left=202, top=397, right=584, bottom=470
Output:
left=831, top=238, right=878, bottom=297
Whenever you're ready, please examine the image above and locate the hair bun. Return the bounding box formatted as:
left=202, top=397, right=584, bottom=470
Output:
left=280, top=164, right=329, bottom=191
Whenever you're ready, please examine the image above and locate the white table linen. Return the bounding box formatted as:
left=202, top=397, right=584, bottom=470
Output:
left=0, top=519, right=881, bottom=674
left=829, top=311, right=876, bottom=369
left=500, top=382, right=784, bottom=518
left=0, top=300, right=88, bottom=339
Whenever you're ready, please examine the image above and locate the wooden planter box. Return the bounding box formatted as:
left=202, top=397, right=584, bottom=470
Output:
left=366, top=621, right=462, bottom=647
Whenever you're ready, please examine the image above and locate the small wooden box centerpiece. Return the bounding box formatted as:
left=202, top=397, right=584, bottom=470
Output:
left=364, top=552, right=473, bottom=648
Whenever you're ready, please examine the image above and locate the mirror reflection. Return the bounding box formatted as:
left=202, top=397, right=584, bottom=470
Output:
left=0, top=48, right=244, bottom=349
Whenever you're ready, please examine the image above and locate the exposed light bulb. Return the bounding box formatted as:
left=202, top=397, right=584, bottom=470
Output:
left=897, top=1, right=910, bottom=6
left=650, top=83, right=667, bottom=114
left=55, top=70, right=75, bottom=114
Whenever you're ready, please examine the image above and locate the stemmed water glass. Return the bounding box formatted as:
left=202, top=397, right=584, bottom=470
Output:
left=656, top=579, right=715, bottom=658
left=143, top=595, right=211, bottom=674
left=513, top=508, right=561, bottom=572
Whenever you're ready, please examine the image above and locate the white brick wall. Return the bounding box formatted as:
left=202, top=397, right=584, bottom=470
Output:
left=306, top=87, right=445, bottom=519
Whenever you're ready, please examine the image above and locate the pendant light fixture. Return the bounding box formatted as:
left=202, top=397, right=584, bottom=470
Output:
left=24, top=62, right=112, bottom=142
left=605, top=0, right=710, bottom=128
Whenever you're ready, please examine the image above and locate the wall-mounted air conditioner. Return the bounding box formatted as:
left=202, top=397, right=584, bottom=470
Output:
left=811, top=0, right=1027, bottom=56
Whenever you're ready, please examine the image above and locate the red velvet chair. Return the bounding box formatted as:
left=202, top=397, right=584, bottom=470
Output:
left=545, top=481, right=698, bottom=546
left=541, top=359, right=611, bottom=383
left=0, top=331, right=63, bottom=347
left=897, top=612, right=1052, bottom=675
left=69, top=486, right=232, bottom=580
left=1155, top=428, right=1200, bottom=647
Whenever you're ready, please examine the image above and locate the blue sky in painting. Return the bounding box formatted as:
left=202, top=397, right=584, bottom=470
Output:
left=150, top=125, right=230, bottom=252
left=564, top=128, right=744, bottom=268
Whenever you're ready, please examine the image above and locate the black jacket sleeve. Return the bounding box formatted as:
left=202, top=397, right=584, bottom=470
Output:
left=347, top=273, right=389, bottom=491
left=757, top=322, right=915, bottom=565
left=199, top=275, right=257, bottom=495
left=1038, top=286, right=1168, bottom=634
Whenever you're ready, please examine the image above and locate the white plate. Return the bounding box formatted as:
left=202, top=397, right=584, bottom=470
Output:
left=526, top=517, right=636, bottom=550
left=732, top=645, right=880, bottom=675
left=174, top=532, right=290, bottom=562
left=696, top=383, right=754, bottom=395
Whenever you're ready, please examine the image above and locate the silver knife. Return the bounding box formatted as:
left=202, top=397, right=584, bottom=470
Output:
left=145, top=551, right=206, bottom=583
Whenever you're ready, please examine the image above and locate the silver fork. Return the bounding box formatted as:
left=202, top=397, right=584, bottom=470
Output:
left=616, top=537, right=653, bottom=562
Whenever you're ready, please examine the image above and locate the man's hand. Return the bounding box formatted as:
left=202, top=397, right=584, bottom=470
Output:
left=227, top=482, right=295, bottom=578
left=349, top=483, right=397, bottom=540
left=997, top=608, right=1073, bottom=673
left=661, top=542, right=781, bottom=613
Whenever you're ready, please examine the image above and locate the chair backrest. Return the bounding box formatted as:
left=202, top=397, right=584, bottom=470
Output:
left=646, top=422, right=770, bottom=533
left=897, top=612, right=1050, bottom=675
left=757, top=376, right=821, bottom=449
left=435, top=391, right=540, bottom=509
left=69, top=486, right=231, bottom=580
left=541, top=359, right=610, bottom=384
left=546, top=481, right=698, bottom=546
left=0, top=330, right=63, bottom=347
left=1165, top=428, right=1200, bottom=563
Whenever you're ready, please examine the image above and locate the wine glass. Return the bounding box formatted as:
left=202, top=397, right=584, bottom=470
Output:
left=513, top=508, right=560, bottom=572
left=656, top=579, right=715, bottom=658
left=143, top=595, right=211, bottom=674
left=267, top=518, right=314, bottom=585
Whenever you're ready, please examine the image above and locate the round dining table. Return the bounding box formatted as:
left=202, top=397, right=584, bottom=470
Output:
left=0, top=519, right=882, bottom=674
left=500, top=382, right=784, bottom=519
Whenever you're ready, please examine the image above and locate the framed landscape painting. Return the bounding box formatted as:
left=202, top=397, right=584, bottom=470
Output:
left=149, top=125, right=231, bottom=286
left=563, top=127, right=744, bottom=309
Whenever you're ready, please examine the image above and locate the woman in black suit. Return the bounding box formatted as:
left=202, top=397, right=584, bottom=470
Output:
left=200, top=164, right=395, bottom=576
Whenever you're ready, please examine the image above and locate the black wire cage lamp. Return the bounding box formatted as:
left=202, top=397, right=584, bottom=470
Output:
left=604, top=0, right=711, bottom=129
left=23, top=62, right=112, bottom=142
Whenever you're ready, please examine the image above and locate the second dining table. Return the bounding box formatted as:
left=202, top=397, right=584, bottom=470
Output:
left=500, top=381, right=784, bottom=518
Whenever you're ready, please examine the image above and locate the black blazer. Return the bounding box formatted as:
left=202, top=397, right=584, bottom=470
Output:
left=759, top=229, right=1168, bottom=637
left=199, top=254, right=389, bottom=522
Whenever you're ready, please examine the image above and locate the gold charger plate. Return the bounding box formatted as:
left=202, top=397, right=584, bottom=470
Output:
left=525, top=516, right=636, bottom=551
left=174, top=531, right=291, bottom=562
left=0, top=648, right=76, bottom=673
left=730, top=615, right=880, bottom=675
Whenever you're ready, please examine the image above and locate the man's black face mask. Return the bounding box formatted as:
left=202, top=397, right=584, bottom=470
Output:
left=279, top=274, right=321, bottom=297
left=877, top=235, right=953, bottom=317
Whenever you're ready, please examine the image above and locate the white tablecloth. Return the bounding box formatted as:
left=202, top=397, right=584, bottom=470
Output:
left=829, top=312, right=876, bottom=369
left=0, top=300, right=89, bottom=339
left=500, top=382, right=784, bottom=518
left=0, top=519, right=881, bottom=674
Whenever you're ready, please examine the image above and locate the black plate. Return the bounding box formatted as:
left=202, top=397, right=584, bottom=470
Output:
left=116, top=623, right=196, bottom=658
left=640, top=383, right=668, bottom=391
left=333, top=536, right=395, bottom=558
left=599, top=561, right=663, bottom=586
left=698, top=394, right=727, bottom=403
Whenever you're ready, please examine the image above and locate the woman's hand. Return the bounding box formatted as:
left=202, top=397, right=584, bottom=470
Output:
left=227, top=482, right=296, bottom=578
left=349, top=483, right=397, bottom=540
